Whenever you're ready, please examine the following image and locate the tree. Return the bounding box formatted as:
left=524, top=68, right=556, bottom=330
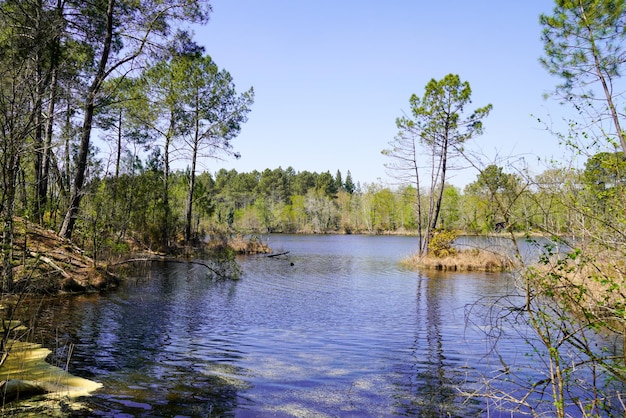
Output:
left=179, top=53, right=253, bottom=243
left=384, top=74, right=491, bottom=254
left=6, top=0, right=67, bottom=225
left=383, top=116, right=424, bottom=246
left=59, top=0, right=211, bottom=239
left=334, top=169, right=343, bottom=192
left=257, top=168, right=289, bottom=204
left=140, top=37, right=205, bottom=247
left=344, top=170, right=356, bottom=194
left=540, top=0, right=626, bottom=155
left=0, top=0, right=57, bottom=290
left=531, top=168, right=579, bottom=233
left=292, top=170, right=316, bottom=196
left=316, top=171, right=338, bottom=198
left=93, top=75, right=155, bottom=241
left=439, top=185, right=461, bottom=230
left=305, top=188, right=338, bottom=233
left=97, top=76, right=151, bottom=182
left=473, top=7, right=626, bottom=411
left=583, top=151, right=626, bottom=191
left=581, top=151, right=626, bottom=229
left=464, top=164, right=523, bottom=232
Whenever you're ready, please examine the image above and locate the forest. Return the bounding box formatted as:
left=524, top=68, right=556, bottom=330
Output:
left=90, top=157, right=619, bottom=240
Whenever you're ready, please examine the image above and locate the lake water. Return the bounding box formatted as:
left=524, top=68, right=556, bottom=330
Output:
left=26, top=234, right=614, bottom=416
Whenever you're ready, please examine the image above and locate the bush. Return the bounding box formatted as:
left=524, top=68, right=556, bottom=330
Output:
left=428, top=229, right=458, bottom=258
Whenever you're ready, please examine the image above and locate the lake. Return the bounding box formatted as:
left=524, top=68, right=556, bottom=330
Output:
left=25, top=234, right=608, bottom=416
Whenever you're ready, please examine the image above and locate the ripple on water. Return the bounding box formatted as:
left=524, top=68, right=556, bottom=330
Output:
left=32, top=235, right=538, bottom=417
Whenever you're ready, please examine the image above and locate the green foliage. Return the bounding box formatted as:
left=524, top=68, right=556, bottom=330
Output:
left=520, top=240, right=626, bottom=416
left=408, top=74, right=492, bottom=148
left=344, top=170, right=356, bottom=194
left=440, top=186, right=461, bottom=230
left=540, top=0, right=626, bottom=154
left=464, top=164, right=523, bottom=232
left=523, top=4, right=626, bottom=410
left=315, top=171, right=338, bottom=198
left=583, top=151, right=626, bottom=214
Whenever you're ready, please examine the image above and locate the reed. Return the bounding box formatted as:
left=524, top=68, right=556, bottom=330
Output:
left=403, top=248, right=514, bottom=272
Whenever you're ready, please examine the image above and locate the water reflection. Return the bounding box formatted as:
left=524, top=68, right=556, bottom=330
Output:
left=39, top=265, right=248, bottom=416
left=25, top=235, right=530, bottom=416
left=388, top=270, right=484, bottom=417
left=414, top=274, right=453, bottom=415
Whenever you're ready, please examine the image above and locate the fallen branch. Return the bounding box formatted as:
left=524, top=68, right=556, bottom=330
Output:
left=157, top=258, right=221, bottom=275
left=28, top=252, right=70, bottom=279
left=109, top=257, right=159, bottom=266
left=109, top=257, right=225, bottom=278
left=45, top=252, right=89, bottom=268
left=267, top=251, right=290, bottom=258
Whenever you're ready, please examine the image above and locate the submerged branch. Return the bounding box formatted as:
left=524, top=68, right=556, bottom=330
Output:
left=109, top=256, right=237, bottom=279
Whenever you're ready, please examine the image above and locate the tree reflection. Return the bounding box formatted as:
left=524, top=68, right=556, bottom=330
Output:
left=393, top=272, right=479, bottom=417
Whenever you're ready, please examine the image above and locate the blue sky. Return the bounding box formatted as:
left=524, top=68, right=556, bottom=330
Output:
left=192, top=0, right=568, bottom=188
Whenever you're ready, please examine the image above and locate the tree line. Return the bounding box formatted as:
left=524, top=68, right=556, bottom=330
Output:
left=200, top=156, right=624, bottom=239
left=68, top=152, right=622, bottom=247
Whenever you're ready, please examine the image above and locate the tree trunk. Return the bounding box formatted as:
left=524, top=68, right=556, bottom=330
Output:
left=185, top=148, right=197, bottom=244
left=33, top=0, right=63, bottom=225
left=162, top=136, right=171, bottom=247
left=60, top=0, right=115, bottom=239
left=33, top=66, right=44, bottom=224
left=185, top=122, right=199, bottom=244
left=1, top=151, right=18, bottom=292
left=112, top=108, right=122, bottom=213
left=411, top=140, right=425, bottom=255
left=430, top=135, right=448, bottom=232
left=161, top=114, right=174, bottom=248
left=63, top=90, right=72, bottom=193
left=39, top=65, right=59, bottom=223
left=115, top=108, right=122, bottom=180
left=59, top=94, right=96, bottom=238
left=580, top=6, right=626, bottom=157
left=185, top=93, right=201, bottom=244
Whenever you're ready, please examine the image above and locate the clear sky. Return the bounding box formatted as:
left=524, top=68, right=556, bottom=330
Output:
left=192, top=0, right=568, bottom=188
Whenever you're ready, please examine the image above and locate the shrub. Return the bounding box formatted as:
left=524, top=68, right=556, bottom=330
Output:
left=428, top=229, right=458, bottom=258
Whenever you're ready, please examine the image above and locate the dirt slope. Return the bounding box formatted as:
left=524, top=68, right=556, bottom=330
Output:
left=6, top=218, right=117, bottom=293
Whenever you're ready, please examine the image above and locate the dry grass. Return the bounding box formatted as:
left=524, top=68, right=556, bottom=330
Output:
left=225, top=235, right=272, bottom=254
left=403, top=248, right=515, bottom=272
left=527, top=248, right=625, bottom=318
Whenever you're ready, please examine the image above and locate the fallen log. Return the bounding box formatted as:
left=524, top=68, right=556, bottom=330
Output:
left=267, top=251, right=290, bottom=258
left=28, top=252, right=70, bottom=279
